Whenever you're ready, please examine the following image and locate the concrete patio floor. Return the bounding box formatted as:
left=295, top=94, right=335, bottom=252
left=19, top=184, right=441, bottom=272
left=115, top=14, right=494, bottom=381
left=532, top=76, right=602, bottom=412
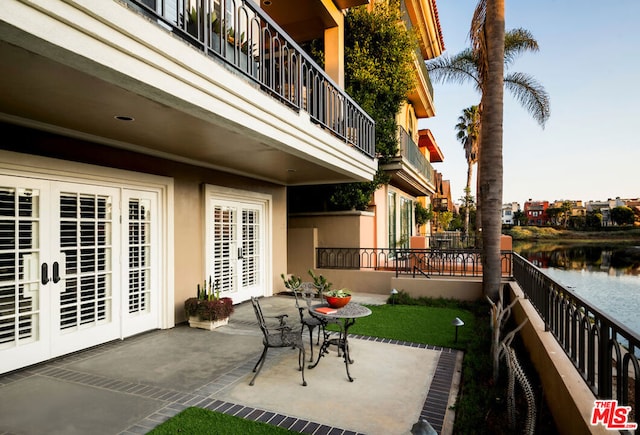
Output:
left=0, top=294, right=463, bottom=435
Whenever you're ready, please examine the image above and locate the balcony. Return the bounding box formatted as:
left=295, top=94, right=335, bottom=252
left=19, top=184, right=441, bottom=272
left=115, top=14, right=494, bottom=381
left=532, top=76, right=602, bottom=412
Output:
left=401, top=0, right=436, bottom=118
left=380, top=126, right=435, bottom=196
left=0, top=0, right=377, bottom=185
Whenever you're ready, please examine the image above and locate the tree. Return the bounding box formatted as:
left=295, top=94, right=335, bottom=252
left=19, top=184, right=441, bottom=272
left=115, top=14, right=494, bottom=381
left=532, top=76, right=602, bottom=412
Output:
left=330, top=0, right=416, bottom=210
left=545, top=207, right=562, bottom=226
left=426, top=7, right=551, bottom=252
left=426, top=28, right=550, bottom=128
left=559, top=200, right=572, bottom=228
left=455, top=105, right=480, bottom=237
left=513, top=210, right=526, bottom=226
left=466, top=0, right=505, bottom=300
left=611, top=206, right=635, bottom=226
left=586, top=211, right=603, bottom=229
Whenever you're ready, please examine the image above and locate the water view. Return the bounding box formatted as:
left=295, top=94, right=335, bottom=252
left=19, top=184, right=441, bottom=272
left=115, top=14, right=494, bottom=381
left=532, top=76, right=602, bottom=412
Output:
left=513, top=242, right=640, bottom=335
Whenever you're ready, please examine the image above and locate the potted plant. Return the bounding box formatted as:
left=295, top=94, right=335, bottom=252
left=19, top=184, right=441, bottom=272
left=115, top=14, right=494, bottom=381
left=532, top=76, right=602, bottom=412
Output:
left=281, top=273, right=301, bottom=292
left=308, top=269, right=332, bottom=297
left=185, top=277, right=234, bottom=330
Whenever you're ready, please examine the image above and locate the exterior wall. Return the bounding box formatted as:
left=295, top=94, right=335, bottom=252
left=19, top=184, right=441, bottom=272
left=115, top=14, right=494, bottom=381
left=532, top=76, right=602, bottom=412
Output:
left=390, top=277, right=482, bottom=300
left=0, top=125, right=287, bottom=325
left=288, top=211, right=375, bottom=248
left=507, top=282, right=609, bottom=435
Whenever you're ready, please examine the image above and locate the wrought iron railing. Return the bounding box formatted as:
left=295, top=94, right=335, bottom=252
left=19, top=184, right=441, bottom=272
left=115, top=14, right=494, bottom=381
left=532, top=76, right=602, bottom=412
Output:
left=513, top=253, right=639, bottom=415
left=316, top=247, right=513, bottom=278
left=397, top=126, right=434, bottom=185
left=126, top=0, right=375, bottom=158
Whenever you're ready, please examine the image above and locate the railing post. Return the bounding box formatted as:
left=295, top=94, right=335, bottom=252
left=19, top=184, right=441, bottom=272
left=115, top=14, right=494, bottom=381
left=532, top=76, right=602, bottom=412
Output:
left=598, top=322, right=613, bottom=399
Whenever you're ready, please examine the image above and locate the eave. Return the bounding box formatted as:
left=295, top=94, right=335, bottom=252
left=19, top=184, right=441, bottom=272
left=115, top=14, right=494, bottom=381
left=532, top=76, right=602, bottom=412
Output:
left=418, top=129, right=444, bottom=163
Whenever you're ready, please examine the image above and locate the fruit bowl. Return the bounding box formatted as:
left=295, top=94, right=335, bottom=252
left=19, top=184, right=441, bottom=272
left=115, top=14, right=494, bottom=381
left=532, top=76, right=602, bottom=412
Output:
left=323, top=289, right=352, bottom=308
left=325, top=295, right=351, bottom=308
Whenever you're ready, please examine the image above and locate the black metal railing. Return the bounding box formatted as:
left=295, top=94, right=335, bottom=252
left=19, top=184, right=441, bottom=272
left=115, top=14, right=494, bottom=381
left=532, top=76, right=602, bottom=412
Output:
left=513, top=253, right=639, bottom=414
left=316, top=247, right=513, bottom=278
left=126, top=0, right=375, bottom=158
left=397, top=126, right=434, bottom=185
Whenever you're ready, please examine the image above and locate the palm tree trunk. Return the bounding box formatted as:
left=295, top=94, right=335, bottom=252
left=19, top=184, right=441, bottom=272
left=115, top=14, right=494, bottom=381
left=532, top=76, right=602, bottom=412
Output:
left=465, top=162, right=473, bottom=237
left=479, top=0, right=505, bottom=301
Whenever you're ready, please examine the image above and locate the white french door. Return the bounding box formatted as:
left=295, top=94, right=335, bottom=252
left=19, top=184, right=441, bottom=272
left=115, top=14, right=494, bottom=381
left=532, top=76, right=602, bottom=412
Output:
left=121, top=190, right=160, bottom=337
left=207, top=192, right=267, bottom=304
left=0, top=175, right=161, bottom=374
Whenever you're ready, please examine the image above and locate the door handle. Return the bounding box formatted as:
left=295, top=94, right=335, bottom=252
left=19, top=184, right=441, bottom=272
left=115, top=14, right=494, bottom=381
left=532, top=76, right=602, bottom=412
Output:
left=41, top=263, right=50, bottom=285
left=52, top=262, right=60, bottom=283
left=238, top=247, right=243, bottom=259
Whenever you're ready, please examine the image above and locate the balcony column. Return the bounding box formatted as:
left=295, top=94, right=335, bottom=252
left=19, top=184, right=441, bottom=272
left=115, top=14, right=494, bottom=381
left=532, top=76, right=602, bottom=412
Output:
left=323, top=22, right=344, bottom=88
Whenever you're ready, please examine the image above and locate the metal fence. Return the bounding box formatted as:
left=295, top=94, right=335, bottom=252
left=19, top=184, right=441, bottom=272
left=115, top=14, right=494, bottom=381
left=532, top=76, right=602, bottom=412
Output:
left=316, top=247, right=512, bottom=278
left=127, top=0, right=375, bottom=158
left=513, top=253, right=639, bottom=414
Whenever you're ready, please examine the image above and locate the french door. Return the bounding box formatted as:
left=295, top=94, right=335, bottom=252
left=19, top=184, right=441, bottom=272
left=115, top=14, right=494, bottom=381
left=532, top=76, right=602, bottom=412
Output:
left=207, top=195, right=266, bottom=303
left=0, top=175, right=160, bottom=374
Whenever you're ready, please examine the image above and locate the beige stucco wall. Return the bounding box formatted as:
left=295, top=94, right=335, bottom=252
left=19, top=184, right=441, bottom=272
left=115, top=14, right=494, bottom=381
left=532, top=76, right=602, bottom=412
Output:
left=288, top=211, right=375, bottom=248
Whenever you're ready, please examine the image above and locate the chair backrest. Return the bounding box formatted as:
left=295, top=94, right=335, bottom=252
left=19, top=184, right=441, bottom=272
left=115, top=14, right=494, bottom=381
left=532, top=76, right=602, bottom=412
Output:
left=292, top=282, right=318, bottom=313
left=250, top=297, right=269, bottom=337
left=300, top=282, right=318, bottom=309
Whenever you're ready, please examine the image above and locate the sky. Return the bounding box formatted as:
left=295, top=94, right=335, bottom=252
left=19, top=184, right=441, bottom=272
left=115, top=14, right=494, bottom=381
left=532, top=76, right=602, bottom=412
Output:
left=419, top=0, right=640, bottom=207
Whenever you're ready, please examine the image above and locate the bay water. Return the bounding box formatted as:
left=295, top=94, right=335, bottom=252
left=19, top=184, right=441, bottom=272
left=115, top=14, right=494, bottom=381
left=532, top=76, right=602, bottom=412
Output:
left=513, top=242, right=640, bottom=336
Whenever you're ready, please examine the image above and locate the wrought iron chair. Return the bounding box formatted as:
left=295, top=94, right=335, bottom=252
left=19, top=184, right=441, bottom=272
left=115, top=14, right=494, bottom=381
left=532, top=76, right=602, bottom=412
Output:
left=292, top=282, right=340, bottom=361
left=250, top=296, right=307, bottom=386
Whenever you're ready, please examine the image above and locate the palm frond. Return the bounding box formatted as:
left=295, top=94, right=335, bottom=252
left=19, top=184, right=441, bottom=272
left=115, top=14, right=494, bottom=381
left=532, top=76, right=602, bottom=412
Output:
left=425, top=51, right=482, bottom=90
left=504, top=28, right=540, bottom=68
left=504, top=72, right=551, bottom=127
left=470, top=0, right=488, bottom=83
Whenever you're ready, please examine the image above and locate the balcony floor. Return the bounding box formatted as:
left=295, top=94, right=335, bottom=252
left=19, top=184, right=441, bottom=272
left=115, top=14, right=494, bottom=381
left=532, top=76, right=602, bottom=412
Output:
left=0, top=294, right=462, bottom=435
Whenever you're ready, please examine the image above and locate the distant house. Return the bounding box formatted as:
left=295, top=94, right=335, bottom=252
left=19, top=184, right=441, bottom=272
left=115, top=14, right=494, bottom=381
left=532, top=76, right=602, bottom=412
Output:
left=524, top=200, right=550, bottom=226
left=502, top=202, right=520, bottom=225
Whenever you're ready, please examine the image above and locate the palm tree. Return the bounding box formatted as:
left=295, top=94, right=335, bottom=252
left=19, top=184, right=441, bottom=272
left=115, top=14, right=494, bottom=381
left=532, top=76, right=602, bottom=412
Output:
left=477, top=0, right=505, bottom=300
left=426, top=11, right=551, bottom=252
left=455, top=105, right=480, bottom=237
left=427, top=0, right=546, bottom=299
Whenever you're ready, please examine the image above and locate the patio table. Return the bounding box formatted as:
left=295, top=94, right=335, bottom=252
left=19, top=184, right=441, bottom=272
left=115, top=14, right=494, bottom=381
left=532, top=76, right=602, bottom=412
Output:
left=308, top=302, right=372, bottom=382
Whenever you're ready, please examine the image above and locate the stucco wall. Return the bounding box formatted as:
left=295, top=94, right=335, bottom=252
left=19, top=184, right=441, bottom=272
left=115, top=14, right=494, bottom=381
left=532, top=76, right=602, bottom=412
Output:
left=288, top=211, right=375, bottom=248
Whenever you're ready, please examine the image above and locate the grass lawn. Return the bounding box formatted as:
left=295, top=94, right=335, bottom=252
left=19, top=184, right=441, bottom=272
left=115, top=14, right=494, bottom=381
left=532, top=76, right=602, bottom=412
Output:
left=148, top=298, right=477, bottom=435
left=328, top=303, right=475, bottom=349
left=147, top=406, right=298, bottom=434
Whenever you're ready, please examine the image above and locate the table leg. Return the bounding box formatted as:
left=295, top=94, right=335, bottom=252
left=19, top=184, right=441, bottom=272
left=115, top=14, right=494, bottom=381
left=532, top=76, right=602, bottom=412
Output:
left=342, top=318, right=356, bottom=381
left=308, top=323, right=334, bottom=369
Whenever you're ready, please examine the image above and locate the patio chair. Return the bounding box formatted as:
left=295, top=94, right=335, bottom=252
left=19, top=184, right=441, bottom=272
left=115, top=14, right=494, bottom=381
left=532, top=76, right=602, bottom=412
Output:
left=250, top=296, right=307, bottom=386
left=292, top=282, right=341, bottom=361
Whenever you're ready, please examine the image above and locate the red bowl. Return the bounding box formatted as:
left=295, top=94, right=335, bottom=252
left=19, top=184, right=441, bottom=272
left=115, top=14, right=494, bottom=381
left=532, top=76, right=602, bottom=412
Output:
left=325, top=295, right=351, bottom=308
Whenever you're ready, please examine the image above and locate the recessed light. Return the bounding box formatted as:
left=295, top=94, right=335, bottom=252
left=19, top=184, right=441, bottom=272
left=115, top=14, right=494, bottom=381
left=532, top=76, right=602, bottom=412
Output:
left=115, top=115, right=135, bottom=121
